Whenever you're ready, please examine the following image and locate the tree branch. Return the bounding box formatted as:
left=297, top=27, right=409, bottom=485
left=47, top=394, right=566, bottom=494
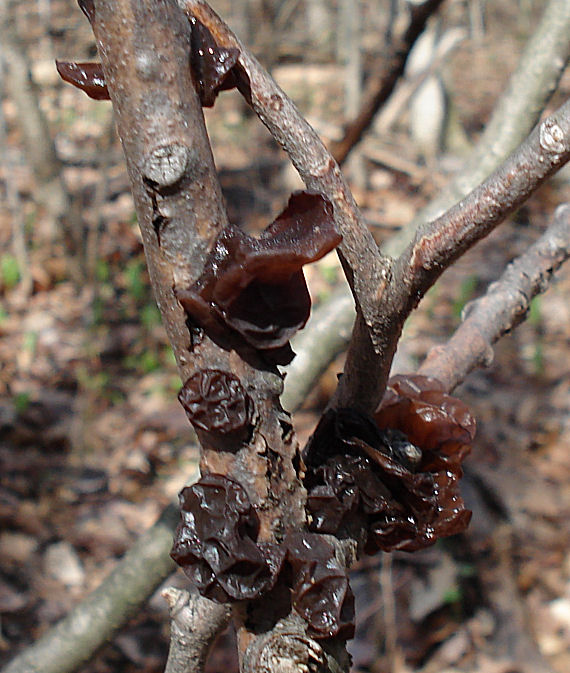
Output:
left=180, top=0, right=393, bottom=411
left=90, top=1, right=343, bottom=671
left=162, top=588, right=231, bottom=673
left=331, top=97, right=570, bottom=407
left=330, top=0, right=446, bottom=165
left=2, top=504, right=180, bottom=673
left=280, top=0, right=570, bottom=409
left=418, top=202, right=570, bottom=391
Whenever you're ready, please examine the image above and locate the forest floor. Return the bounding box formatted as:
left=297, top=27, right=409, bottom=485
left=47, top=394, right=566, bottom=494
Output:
left=1, top=1, right=569, bottom=672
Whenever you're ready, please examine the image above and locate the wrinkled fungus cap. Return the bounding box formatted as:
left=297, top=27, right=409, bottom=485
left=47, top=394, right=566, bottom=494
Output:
left=304, top=375, right=474, bottom=553
left=177, top=191, right=341, bottom=364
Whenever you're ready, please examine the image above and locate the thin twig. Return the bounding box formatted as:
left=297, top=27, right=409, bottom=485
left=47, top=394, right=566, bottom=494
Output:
left=2, top=505, right=181, bottom=673
left=418, top=202, right=570, bottom=392
left=162, top=588, right=231, bottom=673
left=330, top=0, right=446, bottom=165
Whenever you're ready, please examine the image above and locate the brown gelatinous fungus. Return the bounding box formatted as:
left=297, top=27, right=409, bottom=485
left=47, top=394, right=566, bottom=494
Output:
left=176, top=191, right=341, bottom=365
left=303, top=376, right=474, bottom=552
left=189, top=16, right=241, bottom=107
left=171, top=474, right=280, bottom=602
left=56, top=61, right=110, bottom=100
left=77, top=0, right=95, bottom=24
left=178, top=369, right=253, bottom=444
left=374, top=374, right=476, bottom=457
left=286, top=532, right=355, bottom=640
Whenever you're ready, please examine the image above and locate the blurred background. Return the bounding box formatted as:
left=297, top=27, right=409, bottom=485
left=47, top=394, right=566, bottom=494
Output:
left=0, top=1, right=569, bottom=672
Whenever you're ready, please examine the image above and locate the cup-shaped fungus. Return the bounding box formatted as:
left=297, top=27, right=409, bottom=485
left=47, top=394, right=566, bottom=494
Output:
left=177, top=191, right=341, bottom=364
left=304, top=375, right=474, bottom=553
left=285, top=532, right=355, bottom=640
left=56, top=61, right=110, bottom=100
left=178, top=369, right=253, bottom=446
left=189, top=16, right=241, bottom=107
left=171, top=474, right=277, bottom=601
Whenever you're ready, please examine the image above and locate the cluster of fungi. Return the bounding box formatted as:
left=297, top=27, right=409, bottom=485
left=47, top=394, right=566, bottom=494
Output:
left=174, top=372, right=474, bottom=639
left=60, top=0, right=475, bottom=643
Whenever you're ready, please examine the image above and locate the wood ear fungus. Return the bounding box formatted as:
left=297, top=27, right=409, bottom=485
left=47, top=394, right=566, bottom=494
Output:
left=177, top=191, right=341, bottom=364
left=303, top=375, right=474, bottom=553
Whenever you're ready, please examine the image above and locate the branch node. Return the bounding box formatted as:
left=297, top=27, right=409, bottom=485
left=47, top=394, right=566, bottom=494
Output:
left=142, top=142, right=192, bottom=187
left=539, top=118, right=566, bottom=155
left=242, top=622, right=326, bottom=673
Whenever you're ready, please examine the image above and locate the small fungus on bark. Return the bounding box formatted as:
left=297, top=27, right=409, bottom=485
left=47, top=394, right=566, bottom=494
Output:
left=78, top=0, right=95, bottom=24
left=59, top=7, right=244, bottom=107
left=178, top=369, right=253, bottom=443
left=285, top=532, right=355, bottom=640
left=170, top=474, right=277, bottom=602
left=176, top=191, right=341, bottom=364
left=189, top=16, right=241, bottom=107
left=303, top=375, right=474, bottom=553
left=56, top=61, right=110, bottom=100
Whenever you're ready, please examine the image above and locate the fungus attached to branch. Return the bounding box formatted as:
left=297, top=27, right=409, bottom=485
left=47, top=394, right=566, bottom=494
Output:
left=303, top=375, right=474, bottom=552
left=285, top=532, right=355, bottom=640
left=78, top=0, right=95, bottom=24
left=177, top=191, right=342, bottom=364
left=170, top=474, right=279, bottom=602
left=189, top=16, right=241, bottom=107
left=56, top=61, right=110, bottom=100
left=171, top=477, right=356, bottom=638
left=178, top=369, right=253, bottom=445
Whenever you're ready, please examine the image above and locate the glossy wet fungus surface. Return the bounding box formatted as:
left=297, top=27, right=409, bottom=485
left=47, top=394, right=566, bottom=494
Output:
left=178, top=369, right=253, bottom=444
left=57, top=12, right=244, bottom=107
left=303, top=375, right=474, bottom=554
left=171, top=474, right=354, bottom=638
left=171, top=376, right=474, bottom=639
left=176, top=191, right=341, bottom=365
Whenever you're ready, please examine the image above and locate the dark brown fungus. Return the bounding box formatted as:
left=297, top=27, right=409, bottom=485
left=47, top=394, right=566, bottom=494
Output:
left=374, top=374, right=475, bottom=460
left=171, top=474, right=279, bottom=602
left=176, top=191, right=341, bottom=364
left=178, top=369, right=253, bottom=442
left=189, top=16, right=240, bottom=107
left=77, top=0, right=95, bottom=24
left=56, top=61, right=110, bottom=100
left=285, top=532, right=355, bottom=640
left=303, top=378, right=474, bottom=553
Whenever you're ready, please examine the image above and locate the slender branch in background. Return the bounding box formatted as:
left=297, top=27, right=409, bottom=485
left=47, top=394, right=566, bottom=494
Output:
left=2, top=504, right=181, bottom=673
left=282, top=283, right=354, bottom=413
left=390, top=0, right=570, bottom=251
left=0, top=9, right=78, bottom=256
left=418, top=203, right=570, bottom=392
left=330, top=0, right=446, bottom=165
left=0, top=60, right=33, bottom=298
left=162, top=588, right=231, bottom=673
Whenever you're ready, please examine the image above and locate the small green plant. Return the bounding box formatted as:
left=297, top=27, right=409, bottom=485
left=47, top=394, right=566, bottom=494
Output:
left=14, top=392, right=31, bottom=414
left=141, top=303, right=162, bottom=328
left=125, top=259, right=147, bottom=302
left=1, top=254, right=20, bottom=289
left=452, top=275, right=479, bottom=320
